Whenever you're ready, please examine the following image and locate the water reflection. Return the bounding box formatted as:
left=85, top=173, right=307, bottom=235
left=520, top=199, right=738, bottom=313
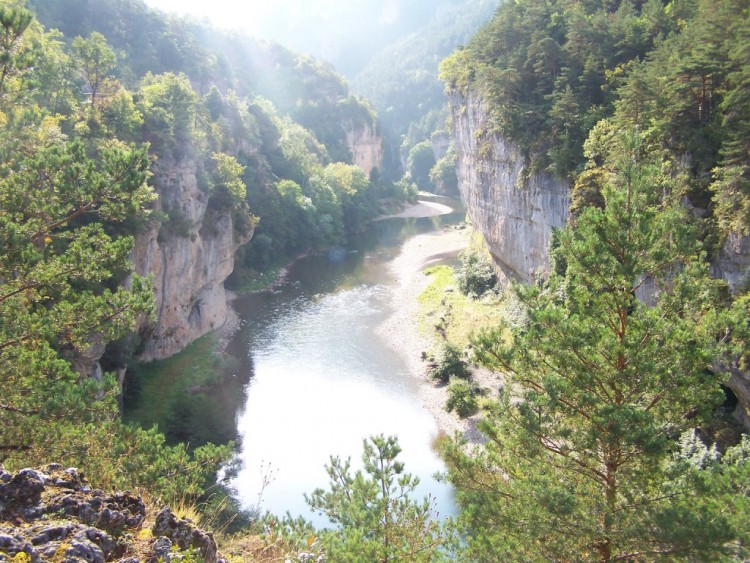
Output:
left=227, top=200, right=463, bottom=522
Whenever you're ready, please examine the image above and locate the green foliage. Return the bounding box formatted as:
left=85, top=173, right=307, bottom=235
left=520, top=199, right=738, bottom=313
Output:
left=445, top=379, right=480, bottom=418
left=0, top=3, right=33, bottom=96
left=138, top=72, right=198, bottom=152
left=57, top=400, right=233, bottom=504
left=303, top=435, right=444, bottom=562
left=455, top=249, right=497, bottom=298
left=710, top=3, right=750, bottom=234
left=428, top=146, right=458, bottom=196
left=664, top=431, right=750, bottom=552
left=0, top=9, right=232, bottom=507
left=392, top=177, right=419, bottom=201
left=210, top=152, right=247, bottom=207
left=72, top=31, right=115, bottom=110
left=429, top=343, right=470, bottom=384
left=406, top=140, right=436, bottom=191
left=445, top=137, right=744, bottom=560
left=98, top=82, right=143, bottom=141
left=570, top=167, right=607, bottom=217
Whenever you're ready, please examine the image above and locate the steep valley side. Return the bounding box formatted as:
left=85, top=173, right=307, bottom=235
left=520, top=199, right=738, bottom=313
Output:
left=449, top=89, right=750, bottom=429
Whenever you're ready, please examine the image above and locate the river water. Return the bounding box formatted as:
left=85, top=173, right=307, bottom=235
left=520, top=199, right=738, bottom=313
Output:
left=223, top=199, right=463, bottom=522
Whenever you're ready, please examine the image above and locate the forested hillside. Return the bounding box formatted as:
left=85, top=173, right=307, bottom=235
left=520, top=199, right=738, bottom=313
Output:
left=437, top=0, right=750, bottom=558
left=27, top=0, right=410, bottom=297
left=442, top=0, right=750, bottom=233
left=352, top=0, right=500, bottom=183
left=0, top=0, right=410, bottom=504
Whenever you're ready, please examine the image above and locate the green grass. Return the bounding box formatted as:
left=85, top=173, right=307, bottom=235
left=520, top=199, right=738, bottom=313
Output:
left=418, top=265, right=506, bottom=350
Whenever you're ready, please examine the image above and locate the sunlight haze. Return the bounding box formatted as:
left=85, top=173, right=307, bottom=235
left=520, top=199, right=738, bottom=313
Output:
left=139, top=0, right=445, bottom=76
left=141, top=0, right=402, bottom=35
left=142, top=0, right=276, bottom=32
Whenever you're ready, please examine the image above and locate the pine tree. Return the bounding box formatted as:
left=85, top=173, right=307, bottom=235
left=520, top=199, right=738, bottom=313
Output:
left=72, top=31, right=115, bottom=110
left=0, top=135, right=154, bottom=462
left=0, top=3, right=32, bottom=96
left=444, top=135, right=745, bottom=560
left=305, top=435, right=444, bottom=562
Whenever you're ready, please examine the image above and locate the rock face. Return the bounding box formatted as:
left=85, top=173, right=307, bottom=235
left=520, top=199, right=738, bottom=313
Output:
left=132, top=153, right=252, bottom=362
left=449, top=90, right=570, bottom=283
left=449, top=89, right=750, bottom=429
left=344, top=120, right=384, bottom=176
left=0, top=465, right=222, bottom=563
left=714, top=233, right=750, bottom=428
left=714, top=232, right=750, bottom=294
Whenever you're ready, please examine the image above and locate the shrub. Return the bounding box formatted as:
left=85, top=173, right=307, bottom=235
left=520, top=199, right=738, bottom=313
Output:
left=429, top=343, right=470, bottom=384
left=455, top=250, right=497, bottom=297
left=446, top=379, right=480, bottom=418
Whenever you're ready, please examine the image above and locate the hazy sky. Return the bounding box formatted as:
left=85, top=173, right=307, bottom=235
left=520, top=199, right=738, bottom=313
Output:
left=141, top=0, right=401, bottom=35
left=140, top=0, right=432, bottom=77
left=142, top=0, right=274, bottom=32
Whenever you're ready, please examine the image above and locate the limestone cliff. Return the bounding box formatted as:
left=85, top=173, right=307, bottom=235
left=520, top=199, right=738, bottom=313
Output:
left=715, top=234, right=750, bottom=429
left=132, top=154, right=252, bottom=362
left=449, top=89, right=750, bottom=429
left=714, top=232, right=750, bottom=294
left=449, top=90, right=570, bottom=283
left=344, top=119, right=384, bottom=176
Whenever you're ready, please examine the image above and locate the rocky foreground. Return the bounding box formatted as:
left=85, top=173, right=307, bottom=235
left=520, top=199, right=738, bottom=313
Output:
left=0, top=466, right=222, bottom=562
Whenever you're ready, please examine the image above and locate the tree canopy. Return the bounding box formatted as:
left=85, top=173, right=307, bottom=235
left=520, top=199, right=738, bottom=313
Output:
left=443, top=136, right=750, bottom=560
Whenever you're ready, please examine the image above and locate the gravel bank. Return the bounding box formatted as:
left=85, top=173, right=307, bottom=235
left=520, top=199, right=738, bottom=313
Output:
left=374, top=224, right=488, bottom=441
left=376, top=200, right=454, bottom=220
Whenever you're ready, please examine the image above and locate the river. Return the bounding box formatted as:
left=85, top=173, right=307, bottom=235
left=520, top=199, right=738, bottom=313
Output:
left=226, top=198, right=464, bottom=523
left=127, top=197, right=464, bottom=523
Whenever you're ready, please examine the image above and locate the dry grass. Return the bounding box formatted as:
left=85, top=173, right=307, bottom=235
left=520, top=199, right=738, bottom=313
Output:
left=218, top=529, right=309, bottom=562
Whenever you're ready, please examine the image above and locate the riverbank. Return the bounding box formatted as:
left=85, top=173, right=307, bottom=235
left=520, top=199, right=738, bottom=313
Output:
left=375, top=200, right=454, bottom=220
left=375, top=224, right=489, bottom=442
left=228, top=199, right=454, bottom=299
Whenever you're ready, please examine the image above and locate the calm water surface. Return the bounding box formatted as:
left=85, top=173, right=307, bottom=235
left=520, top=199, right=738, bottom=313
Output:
left=225, top=199, right=463, bottom=522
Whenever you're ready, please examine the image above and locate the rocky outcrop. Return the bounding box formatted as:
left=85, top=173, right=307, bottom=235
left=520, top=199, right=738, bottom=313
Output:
left=714, top=233, right=750, bottom=428
left=449, top=89, right=750, bottom=429
left=0, top=465, right=222, bottom=563
left=449, top=90, right=570, bottom=283
left=132, top=153, right=252, bottom=362
left=714, top=232, right=750, bottom=294
left=344, top=120, right=384, bottom=176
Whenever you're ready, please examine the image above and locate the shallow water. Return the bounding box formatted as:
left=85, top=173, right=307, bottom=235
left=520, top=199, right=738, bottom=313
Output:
left=225, top=200, right=463, bottom=522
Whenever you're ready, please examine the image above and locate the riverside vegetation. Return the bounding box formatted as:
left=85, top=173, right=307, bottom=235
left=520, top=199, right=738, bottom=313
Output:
left=0, top=0, right=412, bottom=547
left=1, top=0, right=750, bottom=562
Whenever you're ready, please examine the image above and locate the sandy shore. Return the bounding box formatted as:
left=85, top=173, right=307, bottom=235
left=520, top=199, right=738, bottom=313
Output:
left=376, top=200, right=454, bottom=220
left=374, top=218, right=488, bottom=441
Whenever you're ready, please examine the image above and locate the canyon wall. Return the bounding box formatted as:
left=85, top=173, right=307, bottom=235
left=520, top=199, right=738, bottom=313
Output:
left=450, top=89, right=750, bottom=428
left=132, top=153, right=251, bottom=362
left=344, top=119, right=384, bottom=175
left=450, top=90, right=570, bottom=283
left=129, top=110, right=379, bottom=364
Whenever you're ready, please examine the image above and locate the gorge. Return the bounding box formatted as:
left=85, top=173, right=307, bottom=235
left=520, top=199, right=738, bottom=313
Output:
left=2, top=0, right=750, bottom=560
